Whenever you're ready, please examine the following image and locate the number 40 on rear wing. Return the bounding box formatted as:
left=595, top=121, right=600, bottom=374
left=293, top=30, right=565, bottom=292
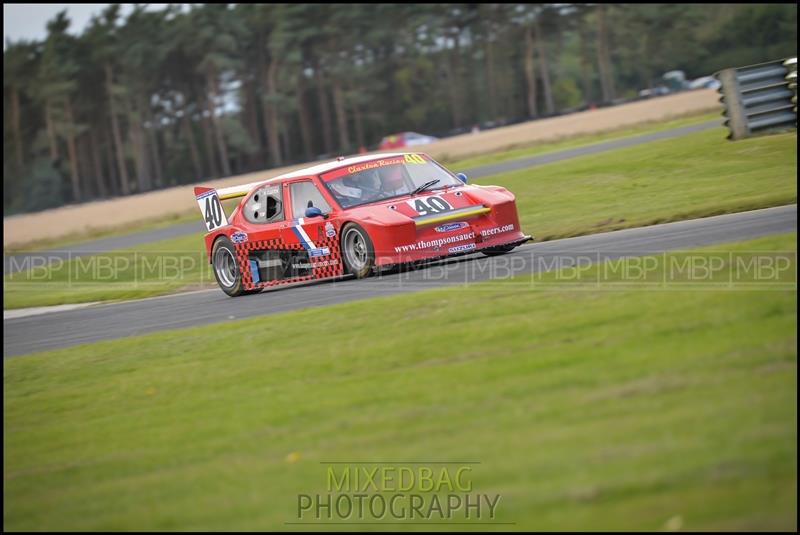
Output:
left=193, top=187, right=228, bottom=231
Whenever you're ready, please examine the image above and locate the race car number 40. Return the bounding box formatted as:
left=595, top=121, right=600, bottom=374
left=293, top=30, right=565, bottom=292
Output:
left=407, top=196, right=452, bottom=216
left=196, top=190, right=229, bottom=231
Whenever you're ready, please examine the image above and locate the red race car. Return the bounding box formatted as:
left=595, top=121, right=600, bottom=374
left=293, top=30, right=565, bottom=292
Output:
left=194, top=152, right=532, bottom=296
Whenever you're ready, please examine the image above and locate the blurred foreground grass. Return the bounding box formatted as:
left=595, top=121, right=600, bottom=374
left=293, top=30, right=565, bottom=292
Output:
left=4, top=126, right=796, bottom=309
left=3, top=232, right=796, bottom=530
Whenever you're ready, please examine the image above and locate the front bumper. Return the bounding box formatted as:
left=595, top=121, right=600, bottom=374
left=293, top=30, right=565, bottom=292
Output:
left=376, top=233, right=533, bottom=269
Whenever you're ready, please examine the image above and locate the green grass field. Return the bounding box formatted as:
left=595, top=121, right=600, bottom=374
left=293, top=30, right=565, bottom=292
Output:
left=501, top=128, right=796, bottom=241
left=441, top=110, right=721, bottom=171
left=4, top=125, right=796, bottom=310
left=3, top=233, right=796, bottom=530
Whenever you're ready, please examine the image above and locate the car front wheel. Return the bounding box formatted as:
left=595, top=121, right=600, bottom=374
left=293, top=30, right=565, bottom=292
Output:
left=341, top=223, right=375, bottom=278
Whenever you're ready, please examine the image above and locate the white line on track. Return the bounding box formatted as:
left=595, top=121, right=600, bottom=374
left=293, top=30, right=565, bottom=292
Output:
left=4, top=302, right=103, bottom=320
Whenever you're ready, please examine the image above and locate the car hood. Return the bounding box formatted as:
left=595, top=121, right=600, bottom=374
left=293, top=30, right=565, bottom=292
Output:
left=339, top=184, right=515, bottom=225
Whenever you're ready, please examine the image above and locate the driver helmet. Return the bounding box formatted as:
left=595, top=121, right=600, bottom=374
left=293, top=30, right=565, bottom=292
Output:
left=330, top=180, right=362, bottom=199
left=382, top=165, right=405, bottom=192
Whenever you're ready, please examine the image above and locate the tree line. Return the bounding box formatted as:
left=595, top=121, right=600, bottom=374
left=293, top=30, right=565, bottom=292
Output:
left=3, top=3, right=796, bottom=214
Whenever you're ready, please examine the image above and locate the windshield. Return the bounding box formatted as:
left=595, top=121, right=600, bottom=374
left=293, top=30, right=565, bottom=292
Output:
left=320, top=154, right=463, bottom=209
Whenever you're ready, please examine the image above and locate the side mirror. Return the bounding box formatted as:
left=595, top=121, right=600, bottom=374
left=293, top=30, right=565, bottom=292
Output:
left=305, top=206, right=324, bottom=218
left=456, top=173, right=468, bottom=184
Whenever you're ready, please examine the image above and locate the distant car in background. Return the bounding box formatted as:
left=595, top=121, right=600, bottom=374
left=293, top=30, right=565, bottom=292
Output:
left=638, top=85, right=671, bottom=98
left=688, top=75, right=721, bottom=90
left=663, top=70, right=688, bottom=92
left=378, top=132, right=439, bottom=150
left=638, top=69, right=721, bottom=98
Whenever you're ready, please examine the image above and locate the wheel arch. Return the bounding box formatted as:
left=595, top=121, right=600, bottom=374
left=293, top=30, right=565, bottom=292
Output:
left=207, top=229, right=232, bottom=263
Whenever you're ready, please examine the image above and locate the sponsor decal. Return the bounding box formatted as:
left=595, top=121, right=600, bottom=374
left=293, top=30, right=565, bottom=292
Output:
left=403, top=153, right=426, bottom=164
left=480, top=224, right=515, bottom=238
left=231, top=230, right=248, bottom=243
left=309, top=247, right=330, bottom=258
left=294, top=259, right=337, bottom=270
left=435, top=222, right=468, bottom=233
left=449, top=243, right=476, bottom=254
left=262, top=185, right=281, bottom=197
left=346, top=157, right=405, bottom=175
left=325, top=221, right=336, bottom=238
left=322, top=154, right=429, bottom=181
left=395, top=231, right=475, bottom=253
left=195, top=189, right=216, bottom=200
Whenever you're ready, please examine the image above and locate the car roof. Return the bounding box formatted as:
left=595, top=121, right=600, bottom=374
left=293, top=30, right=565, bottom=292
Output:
left=275, top=152, right=415, bottom=180
left=216, top=152, right=425, bottom=202
left=227, top=153, right=414, bottom=194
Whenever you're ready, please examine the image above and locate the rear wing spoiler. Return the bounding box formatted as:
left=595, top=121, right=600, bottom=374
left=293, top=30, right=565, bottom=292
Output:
left=193, top=180, right=266, bottom=231
left=216, top=180, right=265, bottom=200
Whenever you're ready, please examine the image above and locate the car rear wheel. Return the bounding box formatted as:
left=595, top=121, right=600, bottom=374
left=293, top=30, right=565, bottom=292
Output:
left=212, top=236, right=258, bottom=297
left=341, top=223, right=375, bottom=278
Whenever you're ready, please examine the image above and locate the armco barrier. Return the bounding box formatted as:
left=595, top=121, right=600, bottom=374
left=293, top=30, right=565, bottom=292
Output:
left=715, top=57, right=797, bottom=140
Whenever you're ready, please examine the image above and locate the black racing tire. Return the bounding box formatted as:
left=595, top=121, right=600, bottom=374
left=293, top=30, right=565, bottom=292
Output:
left=212, top=236, right=250, bottom=297
left=481, top=243, right=517, bottom=257
left=340, top=222, right=375, bottom=278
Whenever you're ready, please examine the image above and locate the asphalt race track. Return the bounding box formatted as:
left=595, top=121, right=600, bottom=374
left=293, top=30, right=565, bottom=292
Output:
left=4, top=204, right=795, bottom=358
left=3, top=119, right=720, bottom=275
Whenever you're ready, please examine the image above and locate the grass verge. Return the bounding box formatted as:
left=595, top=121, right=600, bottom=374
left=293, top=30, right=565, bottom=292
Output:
left=3, top=232, right=796, bottom=530
left=485, top=128, right=796, bottom=241
left=442, top=110, right=721, bottom=171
